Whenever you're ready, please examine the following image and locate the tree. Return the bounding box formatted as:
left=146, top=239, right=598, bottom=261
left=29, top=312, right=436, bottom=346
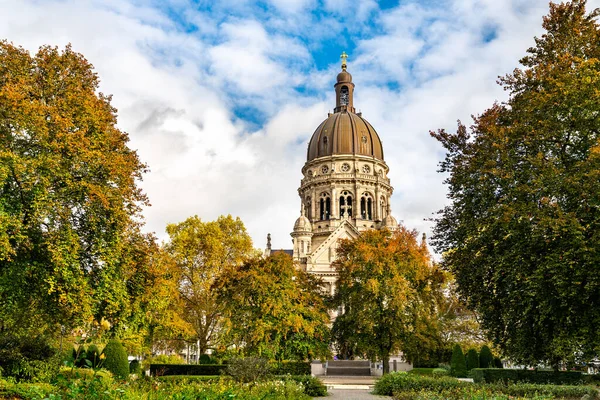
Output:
left=0, top=42, right=148, bottom=336
left=479, top=345, right=493, bottom=369
left=450, top=344, right=467, bottom=377
left=431, top=0, right=600, bottom=367
left=216, top=253, right=331, bottom=361
left=165, top=215, right=255, bottom=355
left=332, top=227, right=445, bottom=374
left=466, top=348, right=479, bottom=371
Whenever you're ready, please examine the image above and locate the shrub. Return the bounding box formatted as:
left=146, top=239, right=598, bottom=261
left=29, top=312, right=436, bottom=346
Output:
left=199, top=354, right=215, bottom=364
left=471, top=368, right=585, bottom=385
left=450, top=345, right=467, bottom=378
left=149, top=363, right=227, bottom=376
left=493, top=356, right=503, bottom=368
left=408, top=368, right=435, bottom=376
left=373, top=372, right=462, bottom=396
left=479, top=345, right=493, bottom=368
left=226, top=357, right=270, bottom=383
left=466, top=349, right=479, bottom=371
left=487, top=382, right=598, bottom=399
left=270, top=361, right=311, bottom=375
left=432, top=368, right=450, bottom=377
left=102, top=340, right=129, bottom=379
left=287, top=375, right=328, bottom=397
left=0, top=335, right=59, bottom=382
left=142, top=354, right=184, bottom=371
left=129, top=359, right=141, bottom=375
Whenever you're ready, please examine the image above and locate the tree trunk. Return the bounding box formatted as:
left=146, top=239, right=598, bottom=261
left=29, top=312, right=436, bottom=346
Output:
left=382, top=352, right=390, bottom=375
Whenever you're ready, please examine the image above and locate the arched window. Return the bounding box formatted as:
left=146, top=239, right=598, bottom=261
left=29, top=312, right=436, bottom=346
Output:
left=361, top=193, right=374, bottom=220
left=320, top=192, right=331, bottom=220
left=340, top=86, right=349, bottom=106
left=339, top=191, right=353, bottom=217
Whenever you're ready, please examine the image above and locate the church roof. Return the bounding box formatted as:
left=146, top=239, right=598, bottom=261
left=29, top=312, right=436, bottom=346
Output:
left=306, top=111, right=384, bottom=161
left=306, top=57, right=384, bottom=162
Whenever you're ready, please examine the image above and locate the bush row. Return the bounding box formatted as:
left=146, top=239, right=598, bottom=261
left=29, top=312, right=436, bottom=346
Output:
left=471, top=368, right=585, bottom=385
left=373, top=372, right=598, bottom=399
left=149, top=361, right=310, bottom=377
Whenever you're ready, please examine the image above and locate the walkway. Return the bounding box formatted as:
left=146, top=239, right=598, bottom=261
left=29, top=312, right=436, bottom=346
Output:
left=315, top=376, right=391, bottom=399
left=315, top=389, right=390, bottom=399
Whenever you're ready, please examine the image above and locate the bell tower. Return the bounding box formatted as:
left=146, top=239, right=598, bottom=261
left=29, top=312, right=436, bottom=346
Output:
left=334, top=51, right=355, bottom=113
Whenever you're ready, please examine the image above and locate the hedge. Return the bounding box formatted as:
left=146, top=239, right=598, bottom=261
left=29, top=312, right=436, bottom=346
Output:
left=471, top=368, right=585, bottom=385
left=149, top=361, right=310, bottom=377
left=150, top=364, right=227, bottom=376
left=373, top=372, right=598, bottom=399
left=269, top=361, right=311, bottom=375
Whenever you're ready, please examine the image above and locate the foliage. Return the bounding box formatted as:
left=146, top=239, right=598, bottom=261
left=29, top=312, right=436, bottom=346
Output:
left=373, top=372, right=598, bottom=399
left=165, top=215, right=255, bottom=354
left=494, top=357, right=503, bottom=368
left=332, top=227, right=445, bottom=374
left=149, top=363, right=227, bottom=376
left=216, top=253, right=331, bottom=361
left=0, top=42, right=150, bottom=338
left=101, top=340, right=129, bottom=379
left=128, top=360, right=141, bottom=375
left=466, top=348, right=479, bottom=371
left=470, top=368, right=585, bottom=385
left=141, top=354, right=184, bottom=371
left=1, top=375, right=312, bottom=399
left=432, top=368, right=450, bottom=377
left=450, top=345, right=467, bottom=378
left=286, top=375, right=328, bottom=397
left=431, top=0, right=600, bottom=366
left=226, top=357, right=270, bottom=383
left=479, top=345, right=493, bottom=369
left=199, top=354, right=216, bottom=364
left=0, top=334, right=59, bottom=382
left=373, top=372, right=462, bottom=395
left=269, top=361, right=311, bottom=376
left=408, top=368, right=436, bottom=376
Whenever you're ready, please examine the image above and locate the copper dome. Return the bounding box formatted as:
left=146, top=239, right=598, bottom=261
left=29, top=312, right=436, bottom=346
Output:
left=307, top=111, right=384, bottom=161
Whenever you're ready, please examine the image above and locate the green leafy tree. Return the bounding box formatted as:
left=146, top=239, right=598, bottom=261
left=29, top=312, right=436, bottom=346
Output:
left=431, top=0, right=600, bottom=367
left=450, top=344, right=467, bottom=378
left=165, top=215, right=255, bottom=355
left=466, top=348, right=479, bottom=371
left=332, top=227, right=445, bottom=374
left=216, top=253, right=331, bottom=361
left=102, top=339, right=129, bottom=379
left=479, top=345, right=493, bottom=369
left=0, top=42, right=148, bottom=337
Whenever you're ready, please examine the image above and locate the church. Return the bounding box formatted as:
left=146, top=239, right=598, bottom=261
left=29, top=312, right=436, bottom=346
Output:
left=266, top=53, right=399, bottom=294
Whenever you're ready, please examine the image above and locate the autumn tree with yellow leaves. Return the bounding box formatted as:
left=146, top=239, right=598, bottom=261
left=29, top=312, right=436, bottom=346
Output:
left=332, top=227, right=446, bottom=374
left=0, top=42, right=152, bottom=338
left=165, top=215, right=256, bottom=355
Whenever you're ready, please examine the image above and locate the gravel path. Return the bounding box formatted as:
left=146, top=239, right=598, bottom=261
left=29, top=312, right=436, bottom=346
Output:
left=315, top=389, right=391, bottom=399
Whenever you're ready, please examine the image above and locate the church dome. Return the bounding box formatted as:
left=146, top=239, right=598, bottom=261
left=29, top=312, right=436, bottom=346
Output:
left=383, top=214, right=398, bottom=229
left=293, top=214, right=312, bottom=233
left=307, top=112, right=384, bottom=161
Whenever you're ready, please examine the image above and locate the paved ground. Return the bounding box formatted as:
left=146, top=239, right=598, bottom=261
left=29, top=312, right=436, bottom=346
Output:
left=315, top=389, right=391, bottom=399
left=315, top=376, right=391, bottom=399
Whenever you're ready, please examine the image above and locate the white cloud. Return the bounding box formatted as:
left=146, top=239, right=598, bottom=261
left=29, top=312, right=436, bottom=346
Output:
left=1, top=0, right=597, bottom=253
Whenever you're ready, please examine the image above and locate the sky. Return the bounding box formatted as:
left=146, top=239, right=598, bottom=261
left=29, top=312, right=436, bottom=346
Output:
left=2, top=0, right=599, bottom=252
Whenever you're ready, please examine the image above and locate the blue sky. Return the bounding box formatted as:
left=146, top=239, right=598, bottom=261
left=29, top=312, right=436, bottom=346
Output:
left=2, top=0, right=598, bottom=250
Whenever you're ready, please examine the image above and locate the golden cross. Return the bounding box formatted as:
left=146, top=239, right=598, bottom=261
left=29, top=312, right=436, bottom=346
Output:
left=340, top=51, right=348, bottom=69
